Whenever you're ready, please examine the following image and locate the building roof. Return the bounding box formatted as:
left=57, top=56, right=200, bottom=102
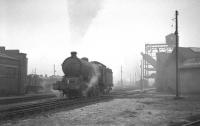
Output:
left=180, top=63, right=200, bottom=69
left=180, top=57, right=200, bottom=69
left=190, top=47, right=200, bottom=53
left=167, top=47, right=200, bottom=69
left=172, top=47, right=200, bottom=62
left=0, top=52, right=18, bottom=60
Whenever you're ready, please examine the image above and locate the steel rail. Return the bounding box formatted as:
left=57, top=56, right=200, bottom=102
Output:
left=0, top=96, right=111, bottom=121
left=182, top=120, right=200, bottom=126
left=0, top=94, right=56, bottom=105
left=0, top=88, right=155, bottom=122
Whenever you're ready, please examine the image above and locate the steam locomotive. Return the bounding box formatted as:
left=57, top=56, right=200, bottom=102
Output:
left=53, top=52, right=113, bottom=98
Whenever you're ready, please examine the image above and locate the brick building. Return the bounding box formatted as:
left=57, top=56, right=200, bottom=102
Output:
left=0, top=46, right=27, bottom=96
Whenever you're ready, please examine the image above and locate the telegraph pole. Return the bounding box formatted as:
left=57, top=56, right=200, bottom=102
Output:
left=135, top=72, right=136, bottom=84
left=140, top=59, right=143, bottom=91
left=35, top=68, right=37, bottom=75
left=175, top=10, right=180, bottom=98
left=53, top=64, right=56, bottom=76
left=121, top=65, right=123, bottom=85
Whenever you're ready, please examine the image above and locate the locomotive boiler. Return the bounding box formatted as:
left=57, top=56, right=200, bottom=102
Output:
left=53, top=52, right=113, bottom=98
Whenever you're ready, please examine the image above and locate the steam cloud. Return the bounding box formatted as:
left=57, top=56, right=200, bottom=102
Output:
left=40, top=78, right=62, bottom=98
left=83, top=64, right=100, bottom=96
left=88, top=64, right=100, bottom=88
left=67, top=0, right=103, bottom=41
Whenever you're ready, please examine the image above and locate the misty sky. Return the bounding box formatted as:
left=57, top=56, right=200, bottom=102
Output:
left=0, top=0, right=200, bottom=83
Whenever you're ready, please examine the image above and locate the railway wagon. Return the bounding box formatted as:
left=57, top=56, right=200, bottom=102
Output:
left=26, top=74, right=62, bottom=93
left=53, top=52, right=113, bottom=98
left=26, top=74, right=43, bottom=93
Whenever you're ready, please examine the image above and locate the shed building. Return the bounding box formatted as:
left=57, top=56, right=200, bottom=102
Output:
left=156, top=47, right=200, bottom=94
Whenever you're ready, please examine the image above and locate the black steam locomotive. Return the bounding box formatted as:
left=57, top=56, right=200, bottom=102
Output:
left=53, top=52, right=113, bottom=98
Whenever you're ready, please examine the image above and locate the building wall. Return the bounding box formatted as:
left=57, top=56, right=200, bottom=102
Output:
left=156, top=48, right=200, bottom=94
left=0, top=57, right=20, bottom=95
left=155, top=52, right=172, bottom=92
left=0, top=47, right=27, bottom=96
left=158, top=65, right=200, bottom=94
left=180, top=68, right=200, bottom=94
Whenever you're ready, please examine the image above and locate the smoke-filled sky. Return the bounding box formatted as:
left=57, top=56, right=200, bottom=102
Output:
left=0, top=0, right=200, bottom=83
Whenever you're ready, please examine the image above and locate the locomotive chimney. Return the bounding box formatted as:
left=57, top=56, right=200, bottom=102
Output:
left=71, top=51, right=77, bottom=57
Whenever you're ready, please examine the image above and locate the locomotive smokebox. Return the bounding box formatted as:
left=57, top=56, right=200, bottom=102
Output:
left=62, top=52, right=94, bottom=78
left=71, top=51, right=77, bottom=57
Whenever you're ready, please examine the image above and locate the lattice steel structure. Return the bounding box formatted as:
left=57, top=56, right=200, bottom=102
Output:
left=142, top=43, right=174, bottom=81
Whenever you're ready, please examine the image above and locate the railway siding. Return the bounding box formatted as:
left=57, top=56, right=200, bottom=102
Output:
left=0, top=95, right=113, bottom=123
left=2, top=88, right=199, bottom=126
left=0, top=88, right=154, bottom=124
left=0, top=93, right=56, bottom=105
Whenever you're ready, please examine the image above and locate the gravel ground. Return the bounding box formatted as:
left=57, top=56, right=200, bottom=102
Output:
left=2, top=91, right=200, bottom=126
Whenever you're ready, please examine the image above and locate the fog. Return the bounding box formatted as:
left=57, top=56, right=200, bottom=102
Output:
left=0, top=0, right=200, bottom=83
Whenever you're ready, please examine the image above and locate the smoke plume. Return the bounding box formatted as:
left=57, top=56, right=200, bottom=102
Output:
left=67, top=0, right=103, bottom=41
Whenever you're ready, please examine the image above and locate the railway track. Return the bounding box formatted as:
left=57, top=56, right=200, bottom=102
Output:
left=0, top=88, right=155, bottom=123
left=182, top=120, right=200, bottom=126
left=0, top=95, right=112, bottom=122
left=0, top=93, right=56, bottom=105
left=110, top=88, right=155, bottom=96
